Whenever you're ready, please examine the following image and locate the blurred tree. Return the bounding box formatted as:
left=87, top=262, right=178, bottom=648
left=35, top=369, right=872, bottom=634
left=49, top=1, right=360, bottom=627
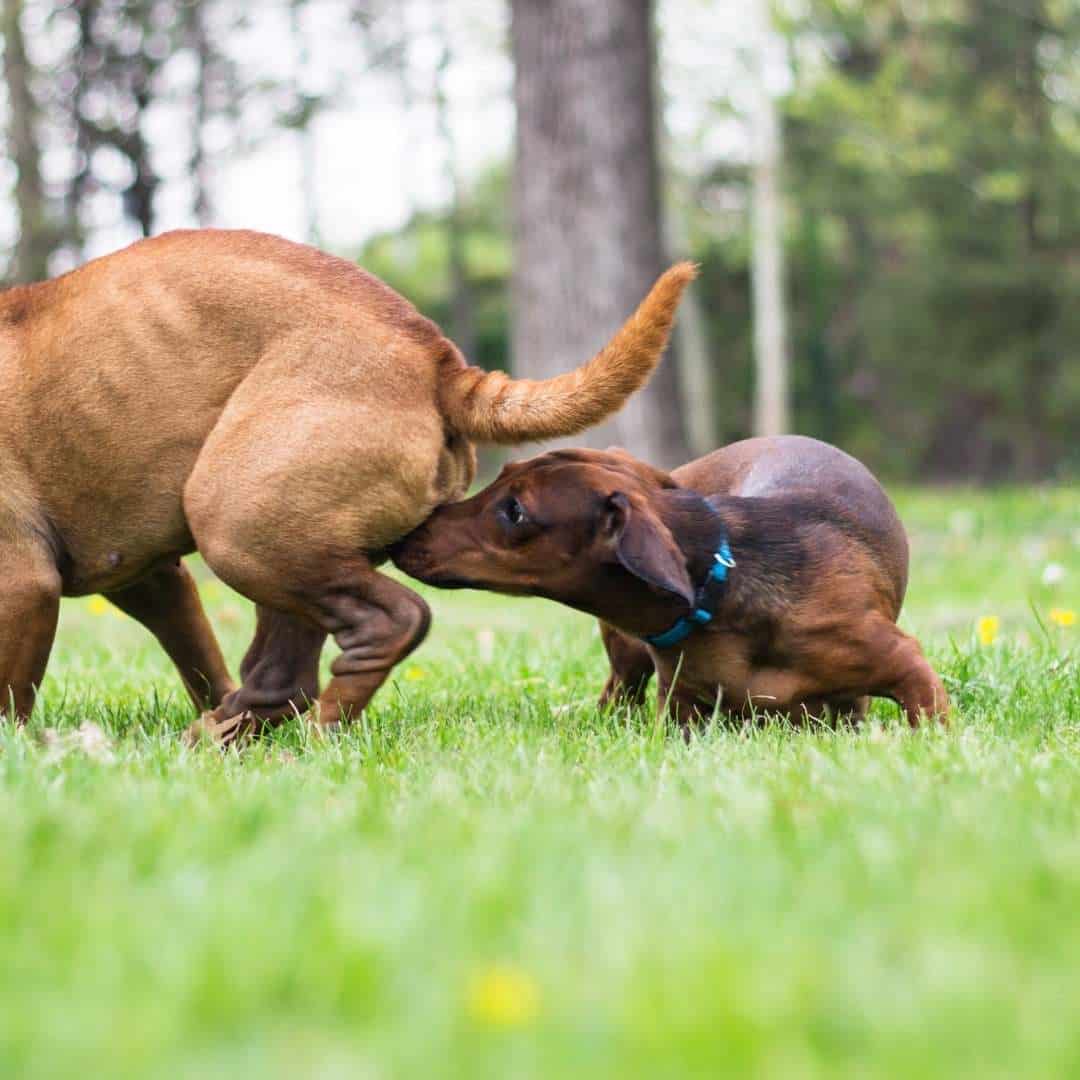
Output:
left=359, top=164, right=510, bottom=378
left=2, top=0, right=57, bottom=281
left=2, top=0, right=1071, bottom=481
left=771, top=0, right=1080, bottom=480
left=59, top=0, right=242, bottom=243
left=58, top=0, right=177, bottom=239
left=748, top=0, right=789, bottom=438
left=509, top=0, right=690, bottom=466
left=664, top=178, right=716, bottom=457
left=348, top=0, right=480, bottom=356
left=433, top=3, right=476, bottom=360
left=81, top=0, right=166, bottom=236
left=186, top=0, right=218, bottom=227
left=284, top=0, right=322, bottom=245
left=63, top=0, right=94, bottom=252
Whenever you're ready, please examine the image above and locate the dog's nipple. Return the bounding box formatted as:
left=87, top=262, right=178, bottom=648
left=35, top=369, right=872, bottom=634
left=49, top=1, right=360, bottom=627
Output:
left=108, top=551, right=123, bottom=569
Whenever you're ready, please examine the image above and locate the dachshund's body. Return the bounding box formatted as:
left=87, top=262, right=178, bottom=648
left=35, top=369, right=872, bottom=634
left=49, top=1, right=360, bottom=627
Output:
left=394, top=436, right=948, bottom=727
left=0, top=229, right=694, bottom=738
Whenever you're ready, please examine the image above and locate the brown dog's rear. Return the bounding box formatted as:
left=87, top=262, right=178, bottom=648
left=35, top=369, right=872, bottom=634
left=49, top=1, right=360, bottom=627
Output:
left=393, top=436, right=948, bottom=729
left=0, top=229, right=695, bottom=736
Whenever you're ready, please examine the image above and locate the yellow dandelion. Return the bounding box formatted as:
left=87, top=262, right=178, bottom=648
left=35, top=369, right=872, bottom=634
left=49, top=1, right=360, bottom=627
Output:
left=88, top=596, right=111, bottom=617
left=403, top=666, right=427, bottom=681
left=976, top=615, right=1000, bottom=646
left=466, top=964, right=539, bottom=1028
left=1049, top=608, right=1076, bottom=628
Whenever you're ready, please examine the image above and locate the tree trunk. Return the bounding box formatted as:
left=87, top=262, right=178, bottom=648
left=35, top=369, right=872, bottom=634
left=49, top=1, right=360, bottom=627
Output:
left=434, top=17, right=476, bottom=360
left=65, top=0, right=97, bottom=258
left=1018, top=0, right=1053, bottom=479
left=124, top=76, right=157, bottom=237
left=665, top=181, right=715, bottom=456
left=749, top=0, right=789, bottom=437
left=289, top=0, right=321, bottom=246
left=509, top=0, right=689, bottom=467
left=3, top=0, right=52, bottom=283
left=191, top=0, right=214, bottom=227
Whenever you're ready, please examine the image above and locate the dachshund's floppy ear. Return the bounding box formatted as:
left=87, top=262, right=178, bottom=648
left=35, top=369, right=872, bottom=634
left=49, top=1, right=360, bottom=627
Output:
left=601, top=492, right=695, bottom=608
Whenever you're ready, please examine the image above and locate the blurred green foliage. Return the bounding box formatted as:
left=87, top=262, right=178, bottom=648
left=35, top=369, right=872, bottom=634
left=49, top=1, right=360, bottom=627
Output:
left=359, top=167, right=512, bottom=378
left=360, top=0, right=1079, bottom=482
left=776, top=0, right=1080, bottom=480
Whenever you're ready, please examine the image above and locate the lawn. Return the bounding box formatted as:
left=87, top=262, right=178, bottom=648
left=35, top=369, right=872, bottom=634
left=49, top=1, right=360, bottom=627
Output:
left=2, top=487, right=1077, bottom=1078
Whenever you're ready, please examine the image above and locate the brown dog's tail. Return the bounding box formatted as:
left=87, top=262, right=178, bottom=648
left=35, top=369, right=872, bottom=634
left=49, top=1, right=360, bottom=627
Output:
left=438, top=262, right=697, bottom=444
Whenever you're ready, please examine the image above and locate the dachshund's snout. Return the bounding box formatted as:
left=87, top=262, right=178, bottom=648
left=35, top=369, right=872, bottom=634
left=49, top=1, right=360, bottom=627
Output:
left=387, top=526, right=430, bottom=574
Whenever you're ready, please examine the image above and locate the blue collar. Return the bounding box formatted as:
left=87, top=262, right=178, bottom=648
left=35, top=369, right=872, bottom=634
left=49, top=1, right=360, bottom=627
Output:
left=643, top=540, right=735, bottom=649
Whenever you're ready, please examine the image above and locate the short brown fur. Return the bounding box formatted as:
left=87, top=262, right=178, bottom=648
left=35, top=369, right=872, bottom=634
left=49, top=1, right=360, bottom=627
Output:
left=393, top=436, right=949, bottom=731
left=0, top=229, right=694, bottom=738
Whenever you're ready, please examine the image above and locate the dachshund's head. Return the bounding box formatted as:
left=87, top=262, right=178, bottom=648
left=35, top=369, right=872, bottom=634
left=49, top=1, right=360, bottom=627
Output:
left=392, top=448, right=722, bottom=637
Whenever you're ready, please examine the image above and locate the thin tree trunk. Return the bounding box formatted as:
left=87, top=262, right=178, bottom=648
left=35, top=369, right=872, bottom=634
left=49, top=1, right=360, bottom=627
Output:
left=801, top=210, right=835, bottom=441
left=510, top=0, right=689, bottom=467
left=290, top=0, right=320, bottom=246
left=3, top=0, right=52, bottom=282
left=191, top=0, right=214, bottom=227
left=64, top=0, right=96, bottom=258
left=750, top=0, right=789, bottom=437
left=665, top=181, right=715, bottom=456
left=1018, top=0, right=1052, bottom=478
left=434, top=13, right=476, bottom=359
left=124, top=75, right=157, bottom=237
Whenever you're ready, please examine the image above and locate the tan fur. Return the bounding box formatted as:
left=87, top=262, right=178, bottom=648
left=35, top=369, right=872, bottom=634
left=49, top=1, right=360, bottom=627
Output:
left=437, top=262, right=697, bottom=443
left=0, top=229, right=693, bottom=734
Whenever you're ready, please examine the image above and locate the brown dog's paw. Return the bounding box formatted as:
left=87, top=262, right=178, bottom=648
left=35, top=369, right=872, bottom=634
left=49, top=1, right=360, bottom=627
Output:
left=182, top=708, right=260, bottom=749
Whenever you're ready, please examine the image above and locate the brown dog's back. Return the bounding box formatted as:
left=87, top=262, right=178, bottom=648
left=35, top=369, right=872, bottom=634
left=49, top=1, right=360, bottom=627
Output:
left=0, top=229, right=693, bottom=597
left=674, top=435, right=909, bottom=613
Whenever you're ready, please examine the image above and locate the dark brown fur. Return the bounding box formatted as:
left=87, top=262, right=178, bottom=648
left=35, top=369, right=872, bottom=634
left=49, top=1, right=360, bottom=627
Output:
left=393, top=436, right=949, bottom=730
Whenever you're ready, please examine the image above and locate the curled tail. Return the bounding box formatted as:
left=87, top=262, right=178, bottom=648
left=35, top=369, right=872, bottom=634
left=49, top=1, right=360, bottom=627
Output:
left=438, top=262, right=697, bottom=445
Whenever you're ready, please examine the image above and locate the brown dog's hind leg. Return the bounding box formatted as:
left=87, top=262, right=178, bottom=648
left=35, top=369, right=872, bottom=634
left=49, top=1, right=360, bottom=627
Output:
left=182, top=349, right=446, bottom=744
left=598, top=622, right=654, bottom=709
left=182, top=552, right=428, bottom=744
left=311, top=562, right=430, bottom=728
left=0, top=544, right=61, bottom=722
left=885, top=649, right=949, bottom=727
left=185, top=607, right=326, bottom=744
left=859, top=617, right=949, bottom=727
left=106, top=561, right=235, bottom=711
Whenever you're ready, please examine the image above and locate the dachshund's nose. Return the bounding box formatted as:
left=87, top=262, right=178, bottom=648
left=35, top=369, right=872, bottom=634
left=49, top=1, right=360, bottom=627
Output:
left=386, top=529, right=429, bottom=574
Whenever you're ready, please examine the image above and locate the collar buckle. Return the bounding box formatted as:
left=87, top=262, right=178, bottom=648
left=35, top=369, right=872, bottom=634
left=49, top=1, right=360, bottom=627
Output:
left=643, top=538, right=734, bottom=650
left=714, top=542, right=736, bottom=569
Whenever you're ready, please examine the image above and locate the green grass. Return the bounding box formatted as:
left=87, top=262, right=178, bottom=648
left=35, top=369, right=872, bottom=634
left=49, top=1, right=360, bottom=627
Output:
left=3, top=487, right=1078, bottom=1078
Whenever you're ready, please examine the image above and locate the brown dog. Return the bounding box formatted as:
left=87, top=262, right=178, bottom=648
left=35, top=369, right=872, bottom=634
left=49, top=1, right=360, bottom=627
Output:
left=0, top=229, right=695, bottom=740
left=393, top=436, right=949, bottom=728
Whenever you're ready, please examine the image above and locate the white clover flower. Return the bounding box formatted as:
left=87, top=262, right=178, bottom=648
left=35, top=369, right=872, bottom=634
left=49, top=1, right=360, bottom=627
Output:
left=1041, top=562, right=1066, bottom=586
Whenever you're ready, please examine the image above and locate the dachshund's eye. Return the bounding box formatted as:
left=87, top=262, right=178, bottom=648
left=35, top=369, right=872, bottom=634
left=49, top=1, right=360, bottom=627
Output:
left=499, top=497, right=527, bottom=527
